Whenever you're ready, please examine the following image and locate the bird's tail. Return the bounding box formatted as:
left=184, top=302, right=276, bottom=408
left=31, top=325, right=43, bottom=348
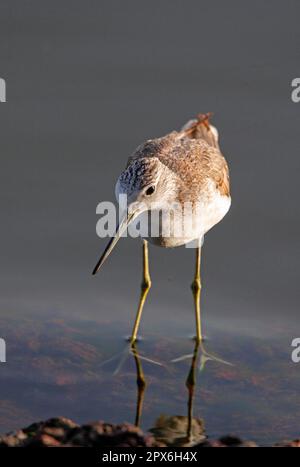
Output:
left=181, top=113, right=220, bottom=149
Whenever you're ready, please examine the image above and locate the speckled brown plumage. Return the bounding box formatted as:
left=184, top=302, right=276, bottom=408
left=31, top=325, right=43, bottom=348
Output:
left=125, top=114, right=230, bottom=203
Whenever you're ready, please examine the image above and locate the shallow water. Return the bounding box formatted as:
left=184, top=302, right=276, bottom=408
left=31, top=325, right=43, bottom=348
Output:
left=1, top=0, right=300, bottom=449
left=0, top=307, right=299, bottom=446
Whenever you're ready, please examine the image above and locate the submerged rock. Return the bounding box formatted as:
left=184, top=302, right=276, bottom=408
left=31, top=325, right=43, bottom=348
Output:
left=0, top=417, right=155, bottom=447
left=0, top=417, right=297, bottom=447
left=150, top=415, right=205, bottom=446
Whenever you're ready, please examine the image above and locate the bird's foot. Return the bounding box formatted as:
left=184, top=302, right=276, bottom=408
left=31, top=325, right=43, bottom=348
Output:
left=198, top=349, right=233, bottom=371
left=172, top=344, right=233, bottom=371
left=98, top=344, right=132, bottom=375
left=171, top=352, right=194, bottom=363
left=99, top=342, right=163, bottom=375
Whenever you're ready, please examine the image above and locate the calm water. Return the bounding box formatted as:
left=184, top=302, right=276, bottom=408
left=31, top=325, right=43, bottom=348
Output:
left=1, top=0, right=300, bottom=448
left=0, top=305, right=299, bottom=446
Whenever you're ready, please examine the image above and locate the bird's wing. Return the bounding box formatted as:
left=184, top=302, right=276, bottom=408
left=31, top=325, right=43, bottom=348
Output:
left=126, top=113, right=218, bottom=168
left=209, top=152, right=230, bottom=197
left=180, top=113, right=220, bottom=150
left=155, top=135, right=230, bottom=198
left=179, top=114, right=229, bottom=197
left=124, top=115, right=230, bottom=197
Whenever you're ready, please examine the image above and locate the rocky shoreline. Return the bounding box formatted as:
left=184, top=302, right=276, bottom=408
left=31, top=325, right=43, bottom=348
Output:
left=0, top=417, right=299, bottom=447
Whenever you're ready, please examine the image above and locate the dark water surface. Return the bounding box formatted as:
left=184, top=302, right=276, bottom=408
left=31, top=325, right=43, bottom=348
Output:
left=0, top=306, right=299, bottom=446
left=0, top=0, right=300, bottom=447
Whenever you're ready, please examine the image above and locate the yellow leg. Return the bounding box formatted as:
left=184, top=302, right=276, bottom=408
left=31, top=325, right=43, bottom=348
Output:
left=191, top=246, right=202, bottom=342
left=130, top=240, right=151, bottom=343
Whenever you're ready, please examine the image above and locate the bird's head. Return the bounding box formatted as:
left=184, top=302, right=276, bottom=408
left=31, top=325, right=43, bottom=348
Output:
left=92, top=156, right=177, bottom=275
left=116, top=156, right=176, bottom=208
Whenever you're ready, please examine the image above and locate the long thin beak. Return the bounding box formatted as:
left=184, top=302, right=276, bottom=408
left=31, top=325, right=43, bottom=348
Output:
left=92, top=208, right=137, bottom=275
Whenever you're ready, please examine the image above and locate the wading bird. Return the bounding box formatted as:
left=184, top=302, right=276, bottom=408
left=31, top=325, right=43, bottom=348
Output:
left=93, top=114, right=230, bottom=343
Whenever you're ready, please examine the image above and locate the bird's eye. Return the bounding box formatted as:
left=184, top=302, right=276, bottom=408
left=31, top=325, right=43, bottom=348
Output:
left=145, top=185, right=155, bottom=196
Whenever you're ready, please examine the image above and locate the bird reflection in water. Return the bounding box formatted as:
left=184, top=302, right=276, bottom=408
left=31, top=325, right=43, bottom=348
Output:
left=132, top=341, right=232, bottom=446
left=131, top=342, right=146, bottom=427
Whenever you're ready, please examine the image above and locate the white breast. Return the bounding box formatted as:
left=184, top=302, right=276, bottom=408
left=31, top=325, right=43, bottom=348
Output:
left=145, top=191, right=231, bottom=248
left=201, top=192, right=231, bottom=235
